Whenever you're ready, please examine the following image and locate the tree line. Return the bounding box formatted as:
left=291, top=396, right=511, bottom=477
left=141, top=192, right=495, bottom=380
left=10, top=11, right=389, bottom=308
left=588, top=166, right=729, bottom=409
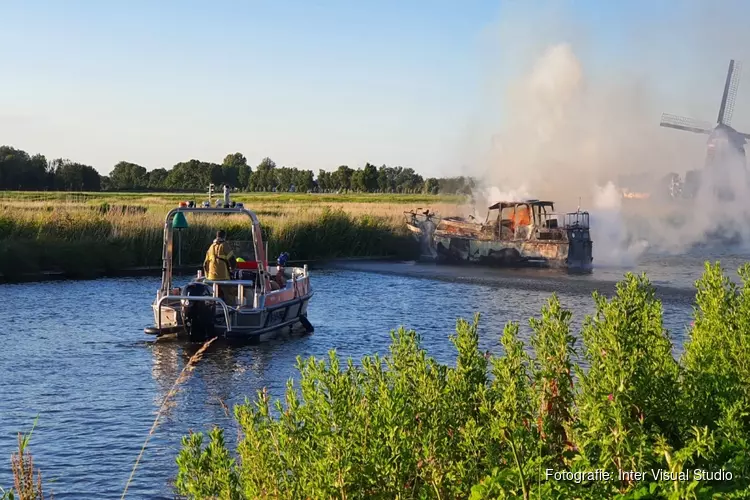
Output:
left=0, top=145, right=476, bottom=194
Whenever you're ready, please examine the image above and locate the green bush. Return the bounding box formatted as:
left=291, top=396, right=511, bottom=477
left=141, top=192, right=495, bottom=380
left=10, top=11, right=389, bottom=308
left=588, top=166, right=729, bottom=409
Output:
left=174, top=262, right=750, bottom=499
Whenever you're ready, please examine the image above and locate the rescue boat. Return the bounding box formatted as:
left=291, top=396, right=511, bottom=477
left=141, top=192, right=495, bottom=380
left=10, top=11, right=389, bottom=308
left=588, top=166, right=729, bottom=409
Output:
left=144, top=202, right=314, bottom=342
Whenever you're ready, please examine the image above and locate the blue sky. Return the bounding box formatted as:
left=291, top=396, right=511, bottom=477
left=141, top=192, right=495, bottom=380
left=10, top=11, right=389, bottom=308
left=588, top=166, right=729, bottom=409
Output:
left=2, top=0, right=750, bottom=177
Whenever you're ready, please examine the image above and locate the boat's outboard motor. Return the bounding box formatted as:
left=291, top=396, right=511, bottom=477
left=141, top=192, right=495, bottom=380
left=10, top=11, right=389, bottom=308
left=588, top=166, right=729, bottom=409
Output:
left=181, top=283, right=214, bottom=342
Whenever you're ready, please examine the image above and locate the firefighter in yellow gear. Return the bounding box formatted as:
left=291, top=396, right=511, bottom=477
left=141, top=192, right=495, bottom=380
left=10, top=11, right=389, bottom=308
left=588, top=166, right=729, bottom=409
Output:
left=203, top=230, right=238, bottom=305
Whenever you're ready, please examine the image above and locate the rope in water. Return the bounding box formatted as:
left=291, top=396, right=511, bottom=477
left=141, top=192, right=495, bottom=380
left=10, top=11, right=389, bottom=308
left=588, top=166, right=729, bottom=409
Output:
left=121, top=336, right=218, bottom=499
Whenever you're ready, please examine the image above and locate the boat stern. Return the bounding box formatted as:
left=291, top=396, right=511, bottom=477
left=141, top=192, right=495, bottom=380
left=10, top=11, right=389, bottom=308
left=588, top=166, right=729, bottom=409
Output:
left=563, top=211, right=593, bottom=270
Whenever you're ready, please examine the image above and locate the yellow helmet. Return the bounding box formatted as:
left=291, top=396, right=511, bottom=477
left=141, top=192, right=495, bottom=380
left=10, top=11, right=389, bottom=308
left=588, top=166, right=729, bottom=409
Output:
left=236, top=257, right=245, bottom=263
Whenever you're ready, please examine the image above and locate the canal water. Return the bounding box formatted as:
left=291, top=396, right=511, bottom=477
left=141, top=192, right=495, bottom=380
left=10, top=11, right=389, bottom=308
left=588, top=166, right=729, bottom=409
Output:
left=1, top=251, right=748, bottom=498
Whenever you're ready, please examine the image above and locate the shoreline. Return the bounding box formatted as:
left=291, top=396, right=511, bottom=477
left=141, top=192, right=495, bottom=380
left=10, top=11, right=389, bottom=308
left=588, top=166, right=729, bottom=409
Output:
left=0, top=256, right=400, bottom=284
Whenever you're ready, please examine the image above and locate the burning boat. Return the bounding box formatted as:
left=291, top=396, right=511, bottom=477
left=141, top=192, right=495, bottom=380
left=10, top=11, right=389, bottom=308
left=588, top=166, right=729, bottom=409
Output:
left=405, top=200, right=593, bottom=269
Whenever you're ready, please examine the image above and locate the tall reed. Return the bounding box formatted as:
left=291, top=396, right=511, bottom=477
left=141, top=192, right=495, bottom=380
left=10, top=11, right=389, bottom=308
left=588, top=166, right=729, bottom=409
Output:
left=1, top=194, right=458, bottom=278
left=2, top=418, right=52, bottom=500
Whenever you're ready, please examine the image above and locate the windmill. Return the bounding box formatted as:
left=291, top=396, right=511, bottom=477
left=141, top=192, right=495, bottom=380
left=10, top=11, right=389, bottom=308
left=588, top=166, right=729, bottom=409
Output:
left=659, top=59, right=750, bottom=198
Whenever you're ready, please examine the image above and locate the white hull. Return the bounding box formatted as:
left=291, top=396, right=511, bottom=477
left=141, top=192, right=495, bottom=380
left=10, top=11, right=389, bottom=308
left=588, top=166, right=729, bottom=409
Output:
left=149, top=290, right=313, bottom=342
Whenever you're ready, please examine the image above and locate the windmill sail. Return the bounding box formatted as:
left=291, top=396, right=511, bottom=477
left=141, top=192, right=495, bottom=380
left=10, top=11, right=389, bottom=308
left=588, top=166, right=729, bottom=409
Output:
left=718, top=59, right=742, bottom=126
left=659, top=113, right=712, bottom=134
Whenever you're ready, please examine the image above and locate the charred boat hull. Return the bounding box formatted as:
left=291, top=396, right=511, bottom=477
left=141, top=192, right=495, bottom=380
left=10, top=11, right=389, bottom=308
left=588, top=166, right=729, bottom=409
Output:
left=405, top=200, right=593, bottom=271
left=433, top=236, right=592, bottom=270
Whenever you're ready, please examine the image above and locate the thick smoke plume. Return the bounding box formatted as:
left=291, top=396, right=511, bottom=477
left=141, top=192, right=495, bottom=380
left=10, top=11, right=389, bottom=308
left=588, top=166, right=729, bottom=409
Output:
left=465, top=1, right=750, bottom=264
left=591, top=182, right=648, bottom=266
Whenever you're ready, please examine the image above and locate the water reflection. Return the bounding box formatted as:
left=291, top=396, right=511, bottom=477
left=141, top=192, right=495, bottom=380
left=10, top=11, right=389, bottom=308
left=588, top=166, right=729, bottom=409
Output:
left=150, top=340, right=182, bottom=394
left=149, top=336, right=288, bottom=429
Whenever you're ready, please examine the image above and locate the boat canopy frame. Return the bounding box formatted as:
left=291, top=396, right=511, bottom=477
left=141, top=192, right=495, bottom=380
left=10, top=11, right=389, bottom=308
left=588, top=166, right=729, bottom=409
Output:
left=484, top=200, right=555, bottom=227
left=487, top=200, right=555, bottom=211
left=482, top=200, right=589, bottom=230
left=159, top=206, right=269, bottom=297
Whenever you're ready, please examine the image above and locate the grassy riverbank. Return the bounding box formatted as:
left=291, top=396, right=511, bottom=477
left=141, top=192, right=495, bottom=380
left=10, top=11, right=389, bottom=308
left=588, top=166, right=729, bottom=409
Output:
left=0, top=191, right=466, bottom=279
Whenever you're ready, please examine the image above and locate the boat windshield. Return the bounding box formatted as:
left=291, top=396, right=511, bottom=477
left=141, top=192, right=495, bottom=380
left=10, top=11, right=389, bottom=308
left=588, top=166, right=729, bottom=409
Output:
left=500, top=204, right=531, bottom=228
left=228, top=240, right=257, bottom=262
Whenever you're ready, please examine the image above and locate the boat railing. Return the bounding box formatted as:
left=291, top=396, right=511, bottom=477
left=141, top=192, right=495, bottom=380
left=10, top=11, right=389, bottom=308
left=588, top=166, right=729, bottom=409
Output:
left=532, top=210, right=590, bottom=230
left=404, top=208, right=436, bottom=224
left=563, top=211, right=590, bottom=229
left=200, top=266, right=309, bottom=307
left=201, top=279, right=258, bottom=308
left=157, top=295, right=232, bottom=332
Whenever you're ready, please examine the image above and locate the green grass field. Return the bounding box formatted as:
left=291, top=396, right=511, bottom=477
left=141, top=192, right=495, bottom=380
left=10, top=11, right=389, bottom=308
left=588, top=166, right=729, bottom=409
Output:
left=0, top=191, right=467, bottom=279
left=0, top=190, right=465, bottom=205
